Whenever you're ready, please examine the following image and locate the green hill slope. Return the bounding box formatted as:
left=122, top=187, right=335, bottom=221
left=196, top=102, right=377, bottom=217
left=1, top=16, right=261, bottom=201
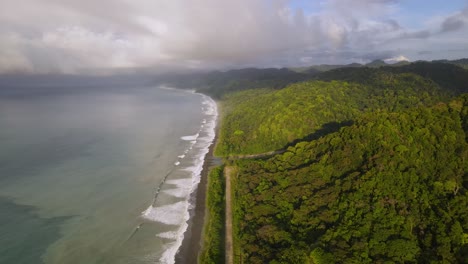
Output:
left=316, top=62, right=468, bottom=95
left=216, top=73, right=450, bottom=156
left=204, top=60, right=468, bottom=264
left=232, top=95, right=468, bottom=263
left=386, top=62, right=468, bottom=94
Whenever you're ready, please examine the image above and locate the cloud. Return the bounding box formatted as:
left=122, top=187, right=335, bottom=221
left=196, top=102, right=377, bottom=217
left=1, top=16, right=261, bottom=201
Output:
left=0, top=34, right=34, bottom=73
left=399, top=30, right=431, bottom=39
left=384, top=55, right=409, bottom=63
left=440, top=7, right=468, bottom=33
left=441, top=17, right=465, bottom=32
left=2, top=0, right=324, bottom=73
left=0, top=0, right=467, bottom=74
left=418, top=50, right=432, bottom=55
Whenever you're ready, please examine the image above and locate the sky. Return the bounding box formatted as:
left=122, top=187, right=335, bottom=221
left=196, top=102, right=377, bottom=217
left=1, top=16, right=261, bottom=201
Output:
left=1, top=0, right=468, bottom=74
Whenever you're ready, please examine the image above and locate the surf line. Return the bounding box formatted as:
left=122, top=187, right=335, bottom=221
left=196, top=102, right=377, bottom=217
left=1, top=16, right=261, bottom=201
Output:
left=125, top=165, right=177, bottom=243
left=153, top=166, right=178, bottom=203
left=126, top=223, right=144, bottom=242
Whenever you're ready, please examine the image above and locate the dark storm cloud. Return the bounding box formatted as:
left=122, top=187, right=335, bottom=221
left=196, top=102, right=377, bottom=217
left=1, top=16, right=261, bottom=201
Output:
left=440, top=15, right=466, bottom=33
left=436, top=5, right=468, bottom=33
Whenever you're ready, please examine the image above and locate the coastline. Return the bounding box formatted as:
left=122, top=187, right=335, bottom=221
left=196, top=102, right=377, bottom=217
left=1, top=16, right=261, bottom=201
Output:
left=174, top=134, right=220, bottom=264
left=174, top=98, right=221, bottom=264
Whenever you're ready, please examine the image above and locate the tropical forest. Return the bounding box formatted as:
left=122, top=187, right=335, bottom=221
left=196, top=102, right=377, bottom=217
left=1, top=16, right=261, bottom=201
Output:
left=188, top=60, right=468, bottom=264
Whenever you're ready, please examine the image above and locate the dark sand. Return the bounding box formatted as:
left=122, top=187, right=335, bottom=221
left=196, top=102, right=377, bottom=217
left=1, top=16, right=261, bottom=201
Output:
left=175, top=137, right=221, bottom=264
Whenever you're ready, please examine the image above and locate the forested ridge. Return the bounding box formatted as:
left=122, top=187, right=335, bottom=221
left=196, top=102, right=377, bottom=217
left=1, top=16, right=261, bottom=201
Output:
left=231, top=95, right=468, bottom=263
left=198, top=61, right=468, bottom=264
left=316, top=62, right=468, bottom=95
left=156, top=59, right=468, bottom=99
left=216, top=72, right=451, bottom=155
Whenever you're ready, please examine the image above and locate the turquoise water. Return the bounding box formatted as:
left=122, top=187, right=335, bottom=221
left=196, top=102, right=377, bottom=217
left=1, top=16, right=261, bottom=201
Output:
left=0, top=84, right=216, bottom=264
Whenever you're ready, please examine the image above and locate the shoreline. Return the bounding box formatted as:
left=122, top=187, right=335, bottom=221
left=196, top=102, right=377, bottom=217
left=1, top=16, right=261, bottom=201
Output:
left=175, top=132, right=220, bottom=264
left=174, top=98, right=220, bottom=264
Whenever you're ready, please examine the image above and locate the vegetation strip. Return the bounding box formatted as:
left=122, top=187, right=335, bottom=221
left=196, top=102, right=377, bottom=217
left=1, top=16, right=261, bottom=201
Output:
left=199, top=166, right=225, bottom=264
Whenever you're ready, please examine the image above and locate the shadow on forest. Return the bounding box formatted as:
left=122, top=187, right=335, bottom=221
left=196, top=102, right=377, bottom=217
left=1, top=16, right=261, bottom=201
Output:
left=229, top=120, right=354, bottom=161
left=282, top=120, right=354, bottom=149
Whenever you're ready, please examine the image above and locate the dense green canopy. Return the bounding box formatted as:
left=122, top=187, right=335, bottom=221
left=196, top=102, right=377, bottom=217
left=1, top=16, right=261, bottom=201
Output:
left=198, top=61, right=468, bottom=264
left=232, top=95, right=468, bottom=263
left=216, top=72, right=450, bottom=155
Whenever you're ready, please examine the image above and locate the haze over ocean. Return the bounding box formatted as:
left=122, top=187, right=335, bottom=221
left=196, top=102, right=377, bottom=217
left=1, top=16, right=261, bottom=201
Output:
left=0, top=83, right=216, bottom=264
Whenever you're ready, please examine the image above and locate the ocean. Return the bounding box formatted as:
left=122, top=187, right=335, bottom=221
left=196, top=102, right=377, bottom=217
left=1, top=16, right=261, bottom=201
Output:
left=0, top=83, right=217, bottom=264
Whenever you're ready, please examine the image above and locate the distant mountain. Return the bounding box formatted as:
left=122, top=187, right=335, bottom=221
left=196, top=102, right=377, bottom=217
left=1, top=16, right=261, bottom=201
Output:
left=433, top=58, right=468, bottom=69
left=386, top=61, right=468, bottom=94
left=365, top=59, right=388, bottom=68
left=315, top=61, right=468, bottom=95
left=390, top=60, right=411, bottom=66
left=291, top=63, right=363, bottom=73
left=292, top=59, right=411, bottom=73
left=158, top=67, right=316, bottom=98
left=450, top=58, right=468, bottom=69
left=157, top=58, right=468, bottom=98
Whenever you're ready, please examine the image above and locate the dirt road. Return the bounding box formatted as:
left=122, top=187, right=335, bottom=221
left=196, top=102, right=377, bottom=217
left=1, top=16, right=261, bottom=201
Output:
left=225, top=166, right=234, bottom=264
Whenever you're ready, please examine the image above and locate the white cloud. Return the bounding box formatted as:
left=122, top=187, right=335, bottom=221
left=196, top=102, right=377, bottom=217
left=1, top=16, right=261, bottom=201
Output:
left=384, top=55, right=409, bottom=63
left=0, top=0, right=467, bottom=74
left=0, top=34, right=34, bottom=73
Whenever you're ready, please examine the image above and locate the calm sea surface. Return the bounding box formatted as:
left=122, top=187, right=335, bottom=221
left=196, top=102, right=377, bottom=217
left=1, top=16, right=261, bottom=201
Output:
left=0, top=84, right=217, bottom=264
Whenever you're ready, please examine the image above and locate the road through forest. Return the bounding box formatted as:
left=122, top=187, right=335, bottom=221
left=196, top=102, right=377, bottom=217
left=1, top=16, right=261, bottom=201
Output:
left=224, top=166, right=234, bottom=264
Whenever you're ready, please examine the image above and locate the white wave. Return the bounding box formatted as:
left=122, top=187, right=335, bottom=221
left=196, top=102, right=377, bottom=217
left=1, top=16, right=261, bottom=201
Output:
left=198, top=135, right=214, bottom=143
left=142, top=201, right=191, bottom=264
left=143, top=93, right=218, bottom=264
left=182, top=165, right=202, bottom=174
left=160, top=233, right=186, bottom=264
left=181, top=133, right=199, bottom=141
left=166, top=178, right=192, bottom=187
left=162, top=187, right=190, bottom=199
left=157, top=231, right=179, bottom=240
left=142, top=201, right=187, bottom=225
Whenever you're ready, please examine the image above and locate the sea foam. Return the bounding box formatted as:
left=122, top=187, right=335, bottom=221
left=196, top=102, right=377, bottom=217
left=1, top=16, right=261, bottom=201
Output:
left=180, top=133, right=199, bottom=141
left=142, top=201, right=188, bottom=225
left=142, top=92, right=217, bottom=264
left=162, top=187, right=190, bottom=199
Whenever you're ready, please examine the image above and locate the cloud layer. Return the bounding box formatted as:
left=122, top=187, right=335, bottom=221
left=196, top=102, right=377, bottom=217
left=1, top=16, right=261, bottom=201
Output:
left=1, top=0, right=467, bottom=74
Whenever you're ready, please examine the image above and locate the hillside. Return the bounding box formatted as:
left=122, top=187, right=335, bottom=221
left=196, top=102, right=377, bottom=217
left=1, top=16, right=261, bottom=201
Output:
left=216, top=72, right=451, bottom=155
left=156, top=68, right=314, bottom=99
left=290, top=63, right=363, bottom=74
left=434, top=58, right=468, bottom=70
left=156, top=59, right=468, bottom=100
left=385, top=62, right=468, bottom=94
left=231, top=95, right=468, bottom=263
left=315, top=62, right=468, bottom=95
left=206, top=60, right=468, bottom=264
